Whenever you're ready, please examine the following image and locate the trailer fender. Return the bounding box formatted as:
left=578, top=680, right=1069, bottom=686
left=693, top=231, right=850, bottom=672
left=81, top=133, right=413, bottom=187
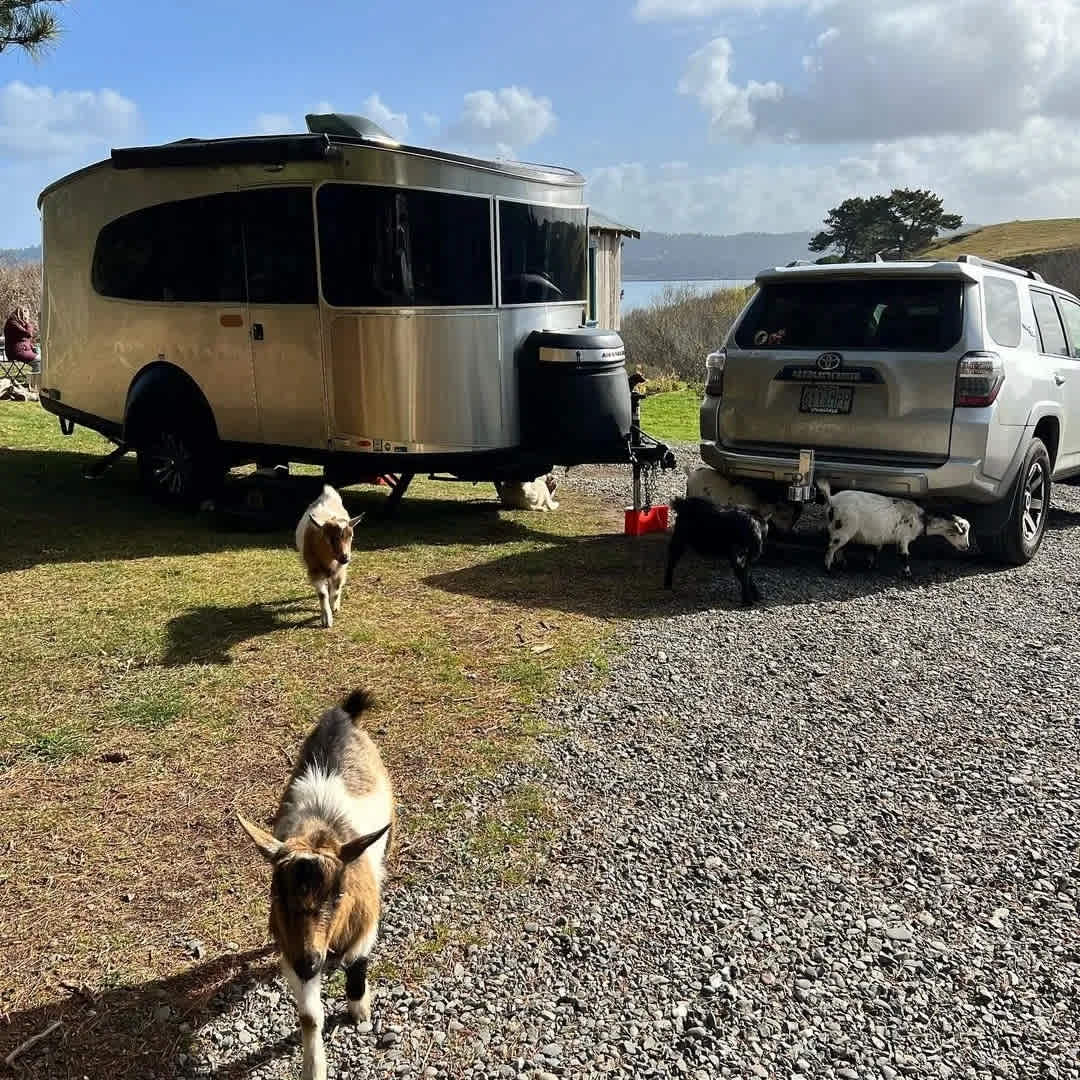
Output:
left=123, top=362, right=218, bottom=445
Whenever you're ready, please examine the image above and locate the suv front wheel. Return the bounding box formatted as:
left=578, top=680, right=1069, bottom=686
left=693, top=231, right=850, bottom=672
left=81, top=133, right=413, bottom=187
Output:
left=981, top=437, right=1051, bottom=565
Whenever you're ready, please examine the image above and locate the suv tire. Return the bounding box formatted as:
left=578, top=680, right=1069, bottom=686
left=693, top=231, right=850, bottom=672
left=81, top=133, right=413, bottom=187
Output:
left=981, top=437, right=1051, bottom=565
left=134, top=408, right=224, bottom=508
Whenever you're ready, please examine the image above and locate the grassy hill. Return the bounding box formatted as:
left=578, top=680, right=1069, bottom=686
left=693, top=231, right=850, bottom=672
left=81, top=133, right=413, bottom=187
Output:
left=919, top=219, right=1080, bottom=261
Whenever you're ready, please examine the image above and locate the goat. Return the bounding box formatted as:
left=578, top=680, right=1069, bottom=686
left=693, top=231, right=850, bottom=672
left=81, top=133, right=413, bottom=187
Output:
left=664, top=495, right=768, bottom=606
left=494, top=473, right=559, bottom=511
left=296, top=485, right=363, bottom=628
left=685, top=466, right=801, bottom=534
left=817, top=480, right=971, bottom=577
left=238, top=689, right=394, bottom=1080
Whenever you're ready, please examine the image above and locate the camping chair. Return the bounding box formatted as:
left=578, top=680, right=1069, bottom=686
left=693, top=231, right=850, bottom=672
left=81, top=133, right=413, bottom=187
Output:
left=0, top=338, right=40, bottom=387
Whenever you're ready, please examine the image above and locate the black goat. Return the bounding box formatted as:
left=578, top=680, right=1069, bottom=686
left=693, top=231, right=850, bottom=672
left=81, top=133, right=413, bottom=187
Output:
left=663, top=496, right=768, bottom=606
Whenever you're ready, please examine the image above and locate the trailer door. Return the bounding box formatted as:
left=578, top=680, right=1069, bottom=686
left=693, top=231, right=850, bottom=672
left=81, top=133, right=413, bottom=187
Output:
left=240, top=186, right=326, bottom=450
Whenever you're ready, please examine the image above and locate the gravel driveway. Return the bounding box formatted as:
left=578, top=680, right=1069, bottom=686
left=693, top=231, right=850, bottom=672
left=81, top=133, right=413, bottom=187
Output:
left=182, top=450, right=1080, bottom=1080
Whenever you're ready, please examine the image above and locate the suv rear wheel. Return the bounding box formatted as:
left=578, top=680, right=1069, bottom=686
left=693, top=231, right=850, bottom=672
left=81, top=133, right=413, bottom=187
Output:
left=981, top=437, right=1051, bottom=565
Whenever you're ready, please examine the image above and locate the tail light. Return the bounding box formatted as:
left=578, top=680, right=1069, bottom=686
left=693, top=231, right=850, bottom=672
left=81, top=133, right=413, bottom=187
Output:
left=955, top=351, right=1004, bottom=407
left=705, top=348, right=726, bottom=397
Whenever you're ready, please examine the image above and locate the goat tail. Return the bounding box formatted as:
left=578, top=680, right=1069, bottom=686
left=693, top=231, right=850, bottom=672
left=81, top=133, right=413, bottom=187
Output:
left=341, top=688, right=376, bottom=721
left=815, top=479, right=832, bottom=502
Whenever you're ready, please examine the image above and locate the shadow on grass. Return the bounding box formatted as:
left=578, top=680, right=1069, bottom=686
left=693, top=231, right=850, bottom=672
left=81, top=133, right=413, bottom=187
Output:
left=162, top=598, right=316, bottom=666
left=424, top=528, right=997, bottom=618
left=0, top=946, right=277, bottom=1080
left=0, top=448, right=553, bottom=573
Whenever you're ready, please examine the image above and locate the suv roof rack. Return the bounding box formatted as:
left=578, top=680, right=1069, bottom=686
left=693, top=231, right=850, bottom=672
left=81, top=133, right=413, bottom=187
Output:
left=955, top=253, right=1045, bottom=283
left=785, top=260, right=814, bottom=267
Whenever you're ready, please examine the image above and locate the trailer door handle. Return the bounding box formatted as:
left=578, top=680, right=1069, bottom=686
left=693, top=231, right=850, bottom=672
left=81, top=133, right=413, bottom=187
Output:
left=252, top=323, right=264, bottom=342
left=1055, top=373, right=1066, bottom=386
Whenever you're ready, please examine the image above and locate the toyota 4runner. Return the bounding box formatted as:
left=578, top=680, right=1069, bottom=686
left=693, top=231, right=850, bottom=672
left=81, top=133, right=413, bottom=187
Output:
left=699, top=254, right=1080, bottom=564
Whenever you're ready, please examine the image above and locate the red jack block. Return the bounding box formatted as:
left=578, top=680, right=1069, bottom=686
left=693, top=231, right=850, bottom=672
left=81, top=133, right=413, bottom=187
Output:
left=624, top=505, right=669, bottom=536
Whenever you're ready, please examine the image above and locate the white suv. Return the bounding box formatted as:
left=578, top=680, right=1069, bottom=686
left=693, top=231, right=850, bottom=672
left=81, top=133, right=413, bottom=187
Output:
left=699, top=254, right=1080, bottom=563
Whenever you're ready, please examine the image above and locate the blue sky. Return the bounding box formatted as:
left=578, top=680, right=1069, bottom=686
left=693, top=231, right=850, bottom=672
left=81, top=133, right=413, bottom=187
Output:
left=3, top=0, right=1080, bottom=247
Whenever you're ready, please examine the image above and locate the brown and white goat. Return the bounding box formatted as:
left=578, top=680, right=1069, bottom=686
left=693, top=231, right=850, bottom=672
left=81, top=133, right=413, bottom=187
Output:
left=296, top=485, right=363, bottom=628
left=238, top=689, right=395, bottom=1080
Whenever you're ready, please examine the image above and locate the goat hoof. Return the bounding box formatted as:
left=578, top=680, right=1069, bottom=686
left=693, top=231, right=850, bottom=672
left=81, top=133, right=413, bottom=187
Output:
left=348, top=990, right=372, bottom=1023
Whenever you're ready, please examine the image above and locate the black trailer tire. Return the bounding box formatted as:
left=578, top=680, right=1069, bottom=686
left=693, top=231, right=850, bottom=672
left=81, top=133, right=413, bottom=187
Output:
left=979, top=437, right=1051, bottom=565
left=135, top=410, right=224, bottom=508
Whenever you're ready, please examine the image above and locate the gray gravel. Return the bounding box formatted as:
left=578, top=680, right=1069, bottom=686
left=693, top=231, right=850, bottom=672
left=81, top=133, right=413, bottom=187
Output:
left=180, top=457, right=1080, bottom=1080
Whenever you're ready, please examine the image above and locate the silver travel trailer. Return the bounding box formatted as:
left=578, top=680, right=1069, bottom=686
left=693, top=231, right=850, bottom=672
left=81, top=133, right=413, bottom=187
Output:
left=37, top=114, right=662, bottom=505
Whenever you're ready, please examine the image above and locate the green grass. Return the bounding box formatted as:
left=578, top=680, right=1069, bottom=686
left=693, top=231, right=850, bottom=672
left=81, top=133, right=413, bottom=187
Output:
left=0, top=401, right=685, bottom=1045
left=639, top=386, right=700, bottom=443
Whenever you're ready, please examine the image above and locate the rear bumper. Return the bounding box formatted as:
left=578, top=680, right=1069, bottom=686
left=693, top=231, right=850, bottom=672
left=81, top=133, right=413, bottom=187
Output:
left=699, top=439, right=1013, bottom=503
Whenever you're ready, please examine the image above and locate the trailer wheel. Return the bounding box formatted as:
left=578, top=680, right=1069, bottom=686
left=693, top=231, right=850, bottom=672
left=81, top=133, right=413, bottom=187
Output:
left=134, top=409, right=224, bottom=508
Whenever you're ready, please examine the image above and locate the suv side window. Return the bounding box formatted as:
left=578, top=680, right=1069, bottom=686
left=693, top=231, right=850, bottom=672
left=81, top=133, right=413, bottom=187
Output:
left=983, top=277, right=1021, bottom=348
left=1055, top=296, right=1080, bottom=360
left=1031, top=290, right=1069, bottom=357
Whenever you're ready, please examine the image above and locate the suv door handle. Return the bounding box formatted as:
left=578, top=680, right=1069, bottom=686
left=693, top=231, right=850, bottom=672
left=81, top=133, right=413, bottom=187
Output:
left=1055, top=373, right=1066, bottom=386
left=252, top=323, right=264, bottom=342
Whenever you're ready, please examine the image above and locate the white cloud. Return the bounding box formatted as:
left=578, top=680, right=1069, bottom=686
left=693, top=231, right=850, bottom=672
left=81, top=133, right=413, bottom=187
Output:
left=678, top=37, right=782, bottom=136
left=423, top=112, right=440, bottom=131
left=362, top=92, right=408, bottom=139
left=587, top=115, right=1080, bottom=236
left=0, top=81, right=137, bottom=160
left=678, top=0, right=1080, bottom=144
left=255, top=112, right=292, bottom=135
left=451, top=86, right=555, bottom=155
left=311, top=100, right=335, bottom=116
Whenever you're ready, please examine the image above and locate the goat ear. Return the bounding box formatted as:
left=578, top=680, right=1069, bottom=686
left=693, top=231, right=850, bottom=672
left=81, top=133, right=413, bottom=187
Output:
left=237, top=813, right=285, bottom=863
left=339, top=822, right=391, bottom=865
left=348, top=514, right=364, bottom=528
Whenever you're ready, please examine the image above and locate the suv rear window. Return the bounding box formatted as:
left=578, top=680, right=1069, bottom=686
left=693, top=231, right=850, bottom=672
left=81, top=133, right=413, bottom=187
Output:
left=734, top=279, right=964, bottom=352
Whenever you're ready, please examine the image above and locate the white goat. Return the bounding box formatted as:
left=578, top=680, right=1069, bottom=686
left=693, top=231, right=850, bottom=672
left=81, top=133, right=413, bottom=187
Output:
left=817, top=480, right=971, bottom=577
left=494, top=473, right=560, bottom=512
left=296, top=485, right=363, bottom=628
left=685, top=466, right=800, bottom=533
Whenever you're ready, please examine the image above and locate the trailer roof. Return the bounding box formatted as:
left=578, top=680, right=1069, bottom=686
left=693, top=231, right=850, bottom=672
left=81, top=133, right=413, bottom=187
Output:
left=38, top=129, right=586, bottom=206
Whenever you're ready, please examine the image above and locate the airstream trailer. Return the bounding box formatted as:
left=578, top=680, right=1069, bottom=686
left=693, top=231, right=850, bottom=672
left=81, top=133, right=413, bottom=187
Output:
left=37, top=114, right=648, bottom=504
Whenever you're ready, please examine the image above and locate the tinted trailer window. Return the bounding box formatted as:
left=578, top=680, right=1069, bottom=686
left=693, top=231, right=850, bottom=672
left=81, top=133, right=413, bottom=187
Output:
left=499, top=202, right=587, bottom=305
left=317, top=183, right=493, bottom=308
left=735, top=279, right=964, bottom=352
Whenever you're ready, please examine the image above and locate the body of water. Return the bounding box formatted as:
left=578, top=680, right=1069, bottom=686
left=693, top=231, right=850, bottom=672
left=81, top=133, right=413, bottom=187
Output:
left=621, top=278, right=756, bottom=312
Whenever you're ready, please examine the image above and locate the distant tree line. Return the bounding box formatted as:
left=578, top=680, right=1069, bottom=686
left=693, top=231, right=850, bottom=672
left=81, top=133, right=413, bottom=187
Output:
left=809, top=188, right=963, bottom=263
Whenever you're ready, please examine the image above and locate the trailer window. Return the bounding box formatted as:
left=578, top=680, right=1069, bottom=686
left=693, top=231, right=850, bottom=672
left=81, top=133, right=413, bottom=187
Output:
left=316, top=184, right=492, bottom=307
left=734, top=278, right=963, bottom=352
left=242, top=188, right=317, bottom=305
left=92, top=194, right=245, bottom=303
left=498, top=202, right=587, bottom=305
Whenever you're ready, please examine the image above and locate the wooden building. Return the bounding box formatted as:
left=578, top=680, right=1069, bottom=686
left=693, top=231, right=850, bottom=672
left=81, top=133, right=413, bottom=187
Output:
left=589, top=210, right=640, bottom=330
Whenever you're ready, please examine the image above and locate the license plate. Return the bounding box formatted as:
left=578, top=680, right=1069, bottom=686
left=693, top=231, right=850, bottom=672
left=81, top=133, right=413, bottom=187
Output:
left=800, top=385, right=853, bottom=414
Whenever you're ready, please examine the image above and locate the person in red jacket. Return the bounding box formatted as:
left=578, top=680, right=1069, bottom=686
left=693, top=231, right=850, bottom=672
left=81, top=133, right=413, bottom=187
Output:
left=3, top=306, right=37, bottom=365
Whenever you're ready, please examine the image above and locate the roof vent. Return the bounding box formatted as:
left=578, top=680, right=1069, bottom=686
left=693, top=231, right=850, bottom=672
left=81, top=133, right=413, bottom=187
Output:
left=305, top=113, right=399, bottom=145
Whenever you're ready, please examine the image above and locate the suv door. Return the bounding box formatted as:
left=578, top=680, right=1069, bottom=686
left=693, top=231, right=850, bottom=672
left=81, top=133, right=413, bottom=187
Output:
left=1029, top=289, right=1080, bottom=466
left=1050, top=293, right=1080, bottom=472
